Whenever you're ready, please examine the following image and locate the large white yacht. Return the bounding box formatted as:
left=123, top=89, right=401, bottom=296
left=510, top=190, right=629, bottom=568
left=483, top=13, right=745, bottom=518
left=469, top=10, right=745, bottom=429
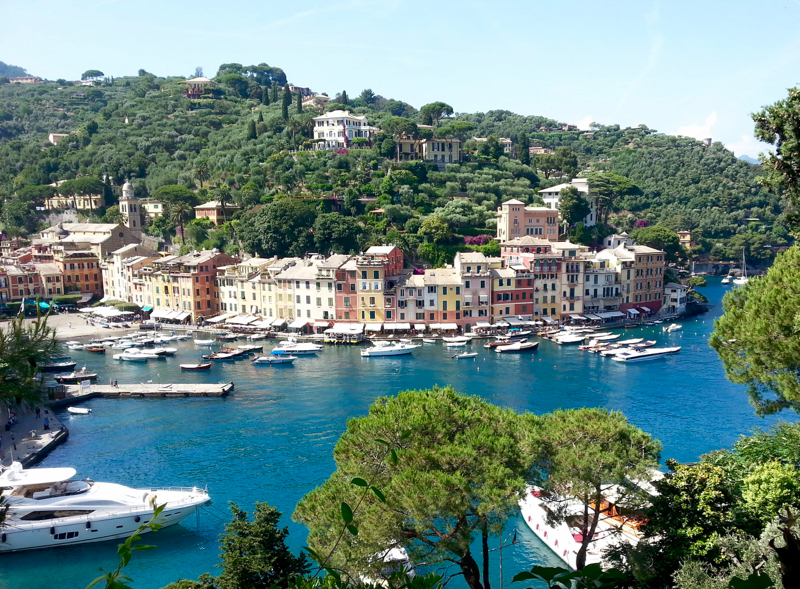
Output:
left=272, top=338, right=324, bottom=355
left=0, top=462, right=209, bottom=553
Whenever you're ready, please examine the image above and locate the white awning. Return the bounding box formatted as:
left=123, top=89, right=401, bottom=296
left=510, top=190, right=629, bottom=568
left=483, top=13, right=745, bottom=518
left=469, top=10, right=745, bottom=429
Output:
left=541, top=316, right=556, bottom=324
left=206, top=313, right=234, bottom=324
left=479, top=294, right=488, bottom=302
left=627, top=309, right=640, bottom=316
left=314, top=320, right=332, bottom=327
left=385, top=322, right=411, bottom=330
left=250, top=319, right=274, bottom=328
left=640, top=306, right=653, bottom=313
left=174, top=311, right=190, bottom=320
left=226, top=314, right=258, bottom=325
left=149, top=309, right=170, bottom=319
left=271, top=318, right=287, bottom=327
left=597, top=311, right=625, bottom=319
left=583, top=314, right=602, bottom=320
left=475, top=321, right=492, bottom=328
left=430, top=323, right=458, bottom=330
left=569, top=314, right=587, bottom=320
left=326, top=323, right=364, bottom=334
left=503, top=316, right=525, bottom=325
left=364, top=323, right=383, bottom=332
left=413, top=324, right=427, bottom=331
left=288, top=318, right=309, bottom=329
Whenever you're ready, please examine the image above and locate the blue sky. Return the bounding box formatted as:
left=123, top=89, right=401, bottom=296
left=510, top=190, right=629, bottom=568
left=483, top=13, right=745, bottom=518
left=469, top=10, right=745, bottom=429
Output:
left=3, top=0, right=800, bottom=157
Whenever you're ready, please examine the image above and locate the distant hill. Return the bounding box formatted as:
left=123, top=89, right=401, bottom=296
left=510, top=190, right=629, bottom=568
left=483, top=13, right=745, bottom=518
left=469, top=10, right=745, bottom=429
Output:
left=0, top=61, right=28, bottom=78
left=738, top=155, right=759, bottom=165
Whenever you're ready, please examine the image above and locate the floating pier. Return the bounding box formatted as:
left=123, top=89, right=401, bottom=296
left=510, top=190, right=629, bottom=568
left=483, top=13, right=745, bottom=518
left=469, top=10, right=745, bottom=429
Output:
left=55, top=382, right=234, bottom=405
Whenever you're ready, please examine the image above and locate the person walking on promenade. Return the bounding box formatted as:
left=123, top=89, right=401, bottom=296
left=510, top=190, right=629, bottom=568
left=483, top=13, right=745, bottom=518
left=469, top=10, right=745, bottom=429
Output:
left=43, top=417, right=50, bottom=431
left=35, top=407, right=40, bottom=419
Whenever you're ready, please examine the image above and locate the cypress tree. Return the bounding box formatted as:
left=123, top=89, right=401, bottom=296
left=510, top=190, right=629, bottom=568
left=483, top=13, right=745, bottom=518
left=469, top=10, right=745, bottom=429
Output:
left=261, top=86, right=270, bottom=105
left=517, top=132, right=531, bottom=165
left=257, top=111, right=263, bottom=123
left=247, top=119, right=257, bottom=140
left=341, top=90, right=349, bottom=105
left=297, top=92, right=302, bottom=113
left=271, top=85, right=279, bottom=103
left=282, top=86, right=291, bottom=120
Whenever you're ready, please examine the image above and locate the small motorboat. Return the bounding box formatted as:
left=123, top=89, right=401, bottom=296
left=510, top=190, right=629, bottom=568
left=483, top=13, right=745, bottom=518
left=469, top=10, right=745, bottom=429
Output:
left=67, top=407, right=92, bottom=415
left=194, top=339, right=215, bottom=346
left=216, top=333, right=238, bottom=341
left=252, top=355, right=296, bottom=365
left=445, top=341, right=467, bottom=348
left=64, top=341, right=81, bottom=346
left=721, top=275, right=732, bottom=284
left=617, top=338, right=644, bottom=346
left=422, top=338, right=437, bottom=344
left=453, top=352, right=478, bottom=359
left=180, top=362, right=212, bottom=370
left=152, top=347, right=177, bottom=356
left=55, top=368, right=98, bottom=384
left=399, top=338, right=413, bottom=344
left=247, top=333, right=267, bottom=341
left=67, top=344, right=83, bottom=350
left=442, top=336, right=470, bottom=344
left=631, top=340, right=657, bottom=349
left=237, top=344, right=263, bottom=353
left=496, top=341, right=539, bottom=353
left=613, top=347, right=681, bottom=362
left=553, top=334, right=584, bottom=345
left=662, top=323, right=682, bottom=333
left=40, top=361, right=77, bottom=373
left=485, top=337, right=528, bottom=348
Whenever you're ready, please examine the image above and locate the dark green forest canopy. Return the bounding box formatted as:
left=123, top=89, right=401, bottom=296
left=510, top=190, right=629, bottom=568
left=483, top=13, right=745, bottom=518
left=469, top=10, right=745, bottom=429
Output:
left=0, top=66, right=791, bottom=261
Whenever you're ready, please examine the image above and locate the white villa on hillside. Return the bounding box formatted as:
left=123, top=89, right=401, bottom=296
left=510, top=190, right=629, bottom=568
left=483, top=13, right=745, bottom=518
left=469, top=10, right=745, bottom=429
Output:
left=313, top=110, right=379, bottom=150
left=538, top=178, right=597, bottom=227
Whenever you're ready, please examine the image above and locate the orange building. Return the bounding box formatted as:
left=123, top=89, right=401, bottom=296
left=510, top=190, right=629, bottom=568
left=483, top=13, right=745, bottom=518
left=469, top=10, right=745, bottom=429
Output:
left=55, top=250, right=103, bottom=299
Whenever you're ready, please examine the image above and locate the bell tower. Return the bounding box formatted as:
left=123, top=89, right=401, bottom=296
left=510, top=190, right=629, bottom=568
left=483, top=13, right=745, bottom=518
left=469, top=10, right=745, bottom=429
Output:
left=119, top=181, right=142, bottom=233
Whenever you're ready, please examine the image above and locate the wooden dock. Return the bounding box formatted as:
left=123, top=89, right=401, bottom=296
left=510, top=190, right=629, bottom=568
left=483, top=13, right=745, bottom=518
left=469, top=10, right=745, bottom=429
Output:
left=57, top=382, right=234, bottom=404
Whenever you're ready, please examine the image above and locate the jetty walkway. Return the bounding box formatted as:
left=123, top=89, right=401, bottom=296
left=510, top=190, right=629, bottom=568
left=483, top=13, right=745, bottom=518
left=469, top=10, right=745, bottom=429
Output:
left=54, top=382, right=234, bottom=406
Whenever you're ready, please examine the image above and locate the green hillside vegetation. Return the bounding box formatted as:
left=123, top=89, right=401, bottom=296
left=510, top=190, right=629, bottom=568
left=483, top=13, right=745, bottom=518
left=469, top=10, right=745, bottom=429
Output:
left=0, top=64, right=791, bottom=266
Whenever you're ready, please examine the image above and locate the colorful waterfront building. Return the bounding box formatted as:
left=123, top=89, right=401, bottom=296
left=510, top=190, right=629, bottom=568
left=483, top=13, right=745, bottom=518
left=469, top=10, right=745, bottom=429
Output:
left=355, top=245, right=404, bottom=325
left=453, top=252, right=495, bottom=329
left=334, top=258, right=359, bottom=323
left=495, top=199, right=559, bottom=242
left=421, top=267, right=463, bottom=326
left=138, top=250, right=237, bottom=322
left=597, top=244, right=666, bottom=316
left=54, top=249, right=103, bottom=300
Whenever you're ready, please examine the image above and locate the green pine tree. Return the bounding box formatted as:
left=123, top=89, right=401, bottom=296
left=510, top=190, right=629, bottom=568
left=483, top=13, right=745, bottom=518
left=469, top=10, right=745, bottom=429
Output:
left=296, top=92, right=302, bottom=114
left=261, top=86, right=270, bottom=105
left=257, top=111, right=263, bottom=123
left=341, top=90, right=349, bottom=105
left=247, top=119, right=257, bottom=140
left=271, top=85, right=278, bottom=103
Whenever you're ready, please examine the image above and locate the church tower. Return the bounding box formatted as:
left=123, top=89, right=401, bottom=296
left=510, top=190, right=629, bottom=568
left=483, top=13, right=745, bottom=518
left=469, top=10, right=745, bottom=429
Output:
left=119, top=181, right=142, bottom=232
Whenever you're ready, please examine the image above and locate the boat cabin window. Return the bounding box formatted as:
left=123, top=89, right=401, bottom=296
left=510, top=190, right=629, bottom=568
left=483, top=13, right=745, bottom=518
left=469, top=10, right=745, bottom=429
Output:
left=54, top=531, right=80, bottom=540
left=20, top=509, right=94, bottom=521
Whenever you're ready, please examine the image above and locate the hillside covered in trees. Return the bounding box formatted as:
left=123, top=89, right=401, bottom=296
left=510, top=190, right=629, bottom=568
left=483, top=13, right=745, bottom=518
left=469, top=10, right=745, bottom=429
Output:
left=0, top=62, right=791, bottom=266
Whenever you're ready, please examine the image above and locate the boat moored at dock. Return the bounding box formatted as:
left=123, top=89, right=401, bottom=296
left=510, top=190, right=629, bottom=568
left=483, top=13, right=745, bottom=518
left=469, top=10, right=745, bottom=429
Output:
left=360, top=343, right=419, bottom=357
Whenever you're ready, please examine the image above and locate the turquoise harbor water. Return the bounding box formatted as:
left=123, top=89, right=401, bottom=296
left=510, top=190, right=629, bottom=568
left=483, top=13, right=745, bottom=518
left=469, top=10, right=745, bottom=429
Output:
left=0, top=278, right=782, bottom=589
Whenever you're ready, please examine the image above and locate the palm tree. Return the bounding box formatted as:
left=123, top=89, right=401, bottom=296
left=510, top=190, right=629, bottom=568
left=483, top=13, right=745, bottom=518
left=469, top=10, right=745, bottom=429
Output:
left=215, top=184, right=232, bottom=222
left=194, top=162, right=210, bottom=188
left=169, top=201, right=193, bottom=243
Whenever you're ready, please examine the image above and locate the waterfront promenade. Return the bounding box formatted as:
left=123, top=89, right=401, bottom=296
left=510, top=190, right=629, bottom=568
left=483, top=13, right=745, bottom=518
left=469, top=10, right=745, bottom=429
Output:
left=0, top=407, right=66, bottom=468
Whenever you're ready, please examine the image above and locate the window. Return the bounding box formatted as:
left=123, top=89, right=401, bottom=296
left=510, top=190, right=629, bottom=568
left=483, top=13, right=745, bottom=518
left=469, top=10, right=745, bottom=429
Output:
left=369, top=311, right=376, bottom=320
left=386, top=310, right=392, bottom=319
left=373, top=270, right=380, bottom=280
left=316, top=298, right=321, bottom=306
left=337, top=283, right=343, bottom=291
left=465, top=280, right=470, bottom=288
left=442, top=301, right=448, bottom=311
left=369, top=296, right=376, bottom=306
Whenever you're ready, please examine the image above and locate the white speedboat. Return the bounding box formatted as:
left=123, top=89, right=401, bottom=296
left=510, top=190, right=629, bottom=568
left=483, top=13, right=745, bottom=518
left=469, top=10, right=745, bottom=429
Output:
left=113, top=349, right=159, bottom=361
left=272, top=339, right=323, bottom=355
left=0, top=462, right=209, bottom=553
left=612, top=347, right=681, bottom=362
left=360, top=343, right=419, bottom=357
left=553, top=334, right=584, bottom=345
left=111, top=341, right=136, bottom=350
left=237, top=344, right=263, bottom=353
left=422, top=339, right=437, bottom=344
left=453, top=352, right=478, bottom=359
left=67, top=407, right=91, bottom=415
left=252, top=355, right=296, bottom=365
left=445, top=341, right=467, bottom=348
left=247, top=333, right=266, bottom=341
left=721, top=275, right=731, bottom=284
left=67, top=344, right=83, bottom=350
left=589, top=334, right=620, bottom=342
left=194, top=339, right=215, bottom=346
left=662, top=323, right=681, bottom=333
left=496, top=341, right=539, bottom=353
left=616, top=338, right=644, bottom=346
left=442, top=336, right=470, bottom=344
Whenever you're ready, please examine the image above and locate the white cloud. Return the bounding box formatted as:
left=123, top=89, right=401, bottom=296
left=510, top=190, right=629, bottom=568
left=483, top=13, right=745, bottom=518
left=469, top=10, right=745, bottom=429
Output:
left=576, top=116, right=594, bottom=131
left=675, top=112, right=718, bottom=141
left=726, top=134, right=771, bottom=158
